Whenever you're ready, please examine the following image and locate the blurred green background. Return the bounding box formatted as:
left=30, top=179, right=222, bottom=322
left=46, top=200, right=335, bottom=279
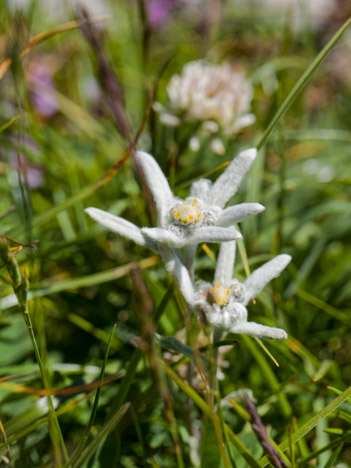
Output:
left=0, top=0, right=351, bottom=466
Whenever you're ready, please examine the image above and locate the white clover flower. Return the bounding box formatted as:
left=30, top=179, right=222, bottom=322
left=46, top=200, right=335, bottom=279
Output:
left=136, top=148, right=264, bottom=248
left=194, top=241, right=291, bottom=340
left=166, top=60, right=255, bottom=135
left=85, top=149, right=263, bottom=250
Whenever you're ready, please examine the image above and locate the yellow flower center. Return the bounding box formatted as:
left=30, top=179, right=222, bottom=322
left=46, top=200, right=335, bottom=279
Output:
left=211, top=282, right=231, bottom=306
left=172, top=198, right=202, bottom=225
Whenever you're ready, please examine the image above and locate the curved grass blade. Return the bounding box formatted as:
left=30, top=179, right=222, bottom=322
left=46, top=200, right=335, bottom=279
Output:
left=0, top=256, right=158, bottom=310
left=109, top=284, right=174, bottom=414
left=256, top=16, right=351, bottom=150
left=298, top=431, right=351, bottom=467
left=0, top=419, right=10, bottom=461
left=163, top=361, right=261, bottom=468
left=254, top=337, right=279, bottom=367
left=242, top=336, right=291, bottom=418
left=0, top=19, right=107, bottom=80
left=258, top=385, right=351, bottom=467
left=178, top=17, right=351, bottom=191
left=0, top=373, right=121, bottom=396
left=2, top=393, right=94, bottom=449
left=64, top=324, right=117, bottom=467
left=0, top=114, right=24, bottom=133
left=72, top=402, right=130, bottom=468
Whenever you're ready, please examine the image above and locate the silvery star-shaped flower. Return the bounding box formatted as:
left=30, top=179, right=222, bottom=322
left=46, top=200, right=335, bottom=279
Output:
left=194, top=241, right=291, bottom=340
left=86, top=148, right=264, bottom=249
left=172, top=241, right=290, bottom=340
left=135, top=148, right=263, bottom=248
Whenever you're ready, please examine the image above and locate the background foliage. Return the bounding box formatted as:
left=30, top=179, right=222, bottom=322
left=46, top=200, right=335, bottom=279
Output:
left=0, top=0, right=351, bottom=466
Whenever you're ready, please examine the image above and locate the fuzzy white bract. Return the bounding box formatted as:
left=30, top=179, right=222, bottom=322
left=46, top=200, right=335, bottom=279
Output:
left=136, top=148, right=264, bottom=248
left=179, top=241, right=291, bottom=340
left=86, top=148, right=264, bottom=250
left=85, top=148, right=291, bottom=341
left=166, top=60, right=255, bottom=135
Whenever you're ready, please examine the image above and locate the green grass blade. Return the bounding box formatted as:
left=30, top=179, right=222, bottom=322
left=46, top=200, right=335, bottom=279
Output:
left=298, top=432, right=351, bottom=467
left=242, top=336, right=291, bottom=418
left=323, top=443, right=344, bottom=468
left=253, top=337, right=279, bottom=367
left=256, top=16, right=351, bottom=150
left=0, top=256, right=159, bottom=310
left=258, top=385, right=351, bottom=467
left=72, top=402, right=130, bottom=468
left=0, top=114, right=24, bottom=133
left=65, top=323, right=117, bottom=467
left=296, top=289, right=350, bottom=324
left=163, top=361, right=261, bottom=468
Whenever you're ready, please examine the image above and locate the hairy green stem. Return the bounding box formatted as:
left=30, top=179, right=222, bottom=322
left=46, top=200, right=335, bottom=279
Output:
left=0, top=238, right=70, bottom=467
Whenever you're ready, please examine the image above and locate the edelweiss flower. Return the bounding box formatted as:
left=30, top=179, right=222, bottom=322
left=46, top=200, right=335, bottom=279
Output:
left=136, top=148, right=264, bottom=248
left=166, top=60, right=255, bottom=135
left=86, top=148, right=264, bottom=249
left=194, top=241, right=291, bottom=340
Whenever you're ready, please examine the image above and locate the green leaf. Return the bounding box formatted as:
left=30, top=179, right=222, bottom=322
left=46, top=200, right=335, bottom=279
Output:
left=200, top=418, right=221, bottom=468
left=230, top=432, right=263, bottom=468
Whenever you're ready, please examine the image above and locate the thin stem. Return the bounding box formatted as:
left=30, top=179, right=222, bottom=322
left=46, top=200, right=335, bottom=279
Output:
left=65, top=324, right=117, bottom=467
left=0, top=238, right=70, bottom=467
left=23, top=310, right=70, bottom=466
left=256, top=16, right=351, bottom=151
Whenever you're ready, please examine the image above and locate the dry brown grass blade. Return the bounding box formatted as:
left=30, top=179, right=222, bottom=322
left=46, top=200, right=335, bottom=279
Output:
left=0, top=418, right=11, bottom=460
left=77, top=7, right=132, bottom=142
left=94, top=58, right=166, bottom=190
left=0, top=17, right=108, bottom=80
left=0, top=371, right=39, bottom=383
left=0, top=373, right=122, bottom=396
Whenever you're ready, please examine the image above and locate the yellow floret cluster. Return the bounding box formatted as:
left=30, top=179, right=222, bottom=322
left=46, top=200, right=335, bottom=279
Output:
left=172, top=199, right=202, bottom=225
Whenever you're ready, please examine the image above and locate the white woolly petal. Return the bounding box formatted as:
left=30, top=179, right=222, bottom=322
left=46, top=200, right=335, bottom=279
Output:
left=243, top=254, right=292, bottom=304
left=230, top=322, right=288, bottom=340
left=185, top=226, right=242, bottom=246
left=217, top=203, right=265, bottom=227
left=141, top=227, right=181, bottom=246
left=85, top=207, right=152, bottom=248
left=134, top=151, right=175, bottom=225
left=214, top=241, right=236, bottom=286
left=190, top=178, right=212, bottom=202
left=162, top=250, right=195, bottom=306
left=209, top=148, right=257, bottom=208
left=142, top=226, right=241, bottom=248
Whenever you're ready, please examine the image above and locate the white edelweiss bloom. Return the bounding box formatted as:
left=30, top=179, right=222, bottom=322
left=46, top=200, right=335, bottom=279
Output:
left=85, top=148, right=262, bottom=250
left=85, top=207, right=159, bottom=252
left=135, top=148, right=265, bottom=248
left=166, top=60, right=255, bottom=135
left=194, top=241, right=291, bottom=340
